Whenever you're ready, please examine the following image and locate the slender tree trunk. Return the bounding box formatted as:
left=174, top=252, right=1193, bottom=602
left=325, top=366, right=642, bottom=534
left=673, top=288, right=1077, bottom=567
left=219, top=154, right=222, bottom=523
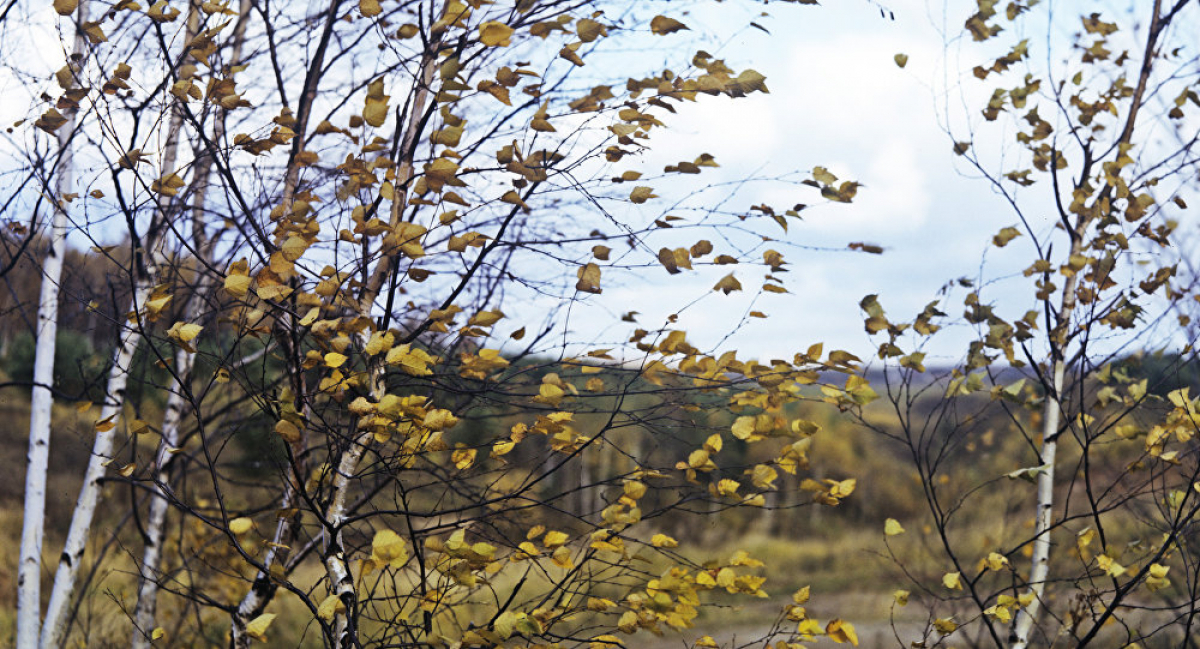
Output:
left=1008, top=356, right=1066, bottom=649
left=319, top=37, right=440, bottom=644
left=129, top=342, right=194, bottom=648
left=1009, top=3, right=1163, bottom=644
left=40, top=281, right=152, bottom=649
left=16, top=3, right=90, bottom=646
left=130, top=3, right=215, bottom=641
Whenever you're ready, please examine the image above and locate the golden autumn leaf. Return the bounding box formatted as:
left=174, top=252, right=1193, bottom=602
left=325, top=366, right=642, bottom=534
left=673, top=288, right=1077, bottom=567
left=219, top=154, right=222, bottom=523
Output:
left=275, top=419, right=300, bottom=443
left=479, top=21, right=514, bottom=47
left=942, top=571, right=963, bottom=590
left=224, top=274, right=251, bottom=298
left=34, top=108, right=68, bottom=133
left=884, top=518, right=905, bottom=536
left=629, top=186, right=657, bottom=203
left=317, top=594, right=345, bottom=622
left=81, top=21, right=107, bottom=43
left=371, top=529, right=410, bottom=568
left=576, top=263, right=602, bottom=294
left=244, top=613, right=275, bottom=642
left=576, top=18, right=607, bottom=42
left=229, top=517, right=254, bottom=535
left=53, top=0, right=78, bottom=15
left=147, top=0, right=180, bottom=22
left=894, top=53, right=909, bottom=68
left=359, top=0, right=381, bottom=17
left=826, top=619, right=859, bottom=646
left=933, top=618, right=958, bottom=635
left=167, top=322, right=203, bottom=343
left=651, top=533, right=678, bottom=548
left=363, top=78, right=389, bottom=127
left=713, top=273, right=742, bottom=294
left=150, top=172, right=185, bottom=196
left=650, top=15, right=688, bottom=35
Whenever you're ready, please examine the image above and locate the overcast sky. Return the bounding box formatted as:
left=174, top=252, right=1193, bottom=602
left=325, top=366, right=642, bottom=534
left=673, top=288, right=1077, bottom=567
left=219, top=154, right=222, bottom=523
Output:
left=4, top=0, right=1193, bottom=366
left=562, top=0, right=1028, bottom=364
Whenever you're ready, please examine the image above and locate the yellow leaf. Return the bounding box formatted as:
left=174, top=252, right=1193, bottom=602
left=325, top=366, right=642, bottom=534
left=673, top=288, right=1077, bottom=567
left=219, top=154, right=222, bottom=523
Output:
left=893, top=589, right=909, bottom=606
left=225, top=274, right=251, bottom=298
left=324, top=352, right=347, bottom=368
left=479, top=21, right=514, bottom=47
left=150, top=172, right=185, bottom=196
left=230, top=517, right=254, bottom=535
left=422, top=409, right=458, bottom=431
left=363, top=78, right=389, bottom=127
left=317, top=594, right=345, bottom=622
left=576, top=263, right=602, bottom=294
left=829, top=478, right=856, bottom=498
left=1097, top=554, right=1126, bottom=577
left=715, top=567, right=735, bottom=589
left=942, top=571, right=963, bottom=590
left=543, top=530, right=569, bottom=548
left=933, top=618, right=957, bottom=635
left=147, top=1, right=180, bottom=22
left=34, top=108, right=67, bottom=133
left=359, top=0, right=381, bottom=16
left=884, top=518, right=905, bottom=536
left=651, top=533, right=678, bottom=548
left=577, top=18, right=607, bottom=42
left=81, top=21, right=107, bottom=43
left=552, top=545, right=573, bottom=568
left=650, top=15, right=688, bottom=35
left=713, top=273, right=742, bottom=294
left=275, top=420, right=300, bottom=443
left=371, top=529, right=410, bottom=568
left=281, top=236, right=308, bottom=262
left=494, top=611, right=519, bottom=639
left=731, top=415, right=755, bottom=440
left=151, top=627, right=165, bottom=640
left=167, top=322, right=203, bottom=343
left=244, top=613, right=275, bottom=642
left=894, top=53, right=909, bottom=68
left=716, top=478, right=740, bottom=496
left=629, top=186, right=657, bottom=203
left=826, top=619, right=859, bottom=646
left=54, top=0, right=78, bottom=15
left=468, top=310, right=504, bottom=327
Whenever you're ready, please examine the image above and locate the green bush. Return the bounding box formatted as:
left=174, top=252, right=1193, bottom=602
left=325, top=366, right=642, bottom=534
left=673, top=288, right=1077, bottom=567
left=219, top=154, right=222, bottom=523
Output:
left=3, top=330, right=109, bottom=401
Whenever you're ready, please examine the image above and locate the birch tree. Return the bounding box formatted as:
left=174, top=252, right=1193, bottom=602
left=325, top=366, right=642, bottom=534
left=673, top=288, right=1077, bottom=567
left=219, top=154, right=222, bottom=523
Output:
left=15, top=1, right=93, bottom=646
left=858, top=0, right=1200, bottom=646
left=8, top=0, right=883, bottom=647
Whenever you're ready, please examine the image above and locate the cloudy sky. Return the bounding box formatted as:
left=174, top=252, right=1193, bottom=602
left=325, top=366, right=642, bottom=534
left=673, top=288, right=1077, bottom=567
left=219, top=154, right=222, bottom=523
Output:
left=568, top=0, right=1029, bottom=364
left=5, top=0, right=1190, bottom=366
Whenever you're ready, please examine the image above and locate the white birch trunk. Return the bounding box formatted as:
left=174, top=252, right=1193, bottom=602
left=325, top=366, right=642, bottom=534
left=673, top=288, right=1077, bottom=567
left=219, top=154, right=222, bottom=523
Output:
left=129, top=3, right=213, bottom=641
left=15, top=181, right=71, bottom=649
left=1009, top=357, right=1065, bottom=649
left=129, top=315, right=200, bottom=647
left=1010, top=263, right=1080, bottom=648
left=319, top=42, right=439, bottom=643
left=16, top=2, right=90, bottom=645
left=39, top=281, right=153, bottom=649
